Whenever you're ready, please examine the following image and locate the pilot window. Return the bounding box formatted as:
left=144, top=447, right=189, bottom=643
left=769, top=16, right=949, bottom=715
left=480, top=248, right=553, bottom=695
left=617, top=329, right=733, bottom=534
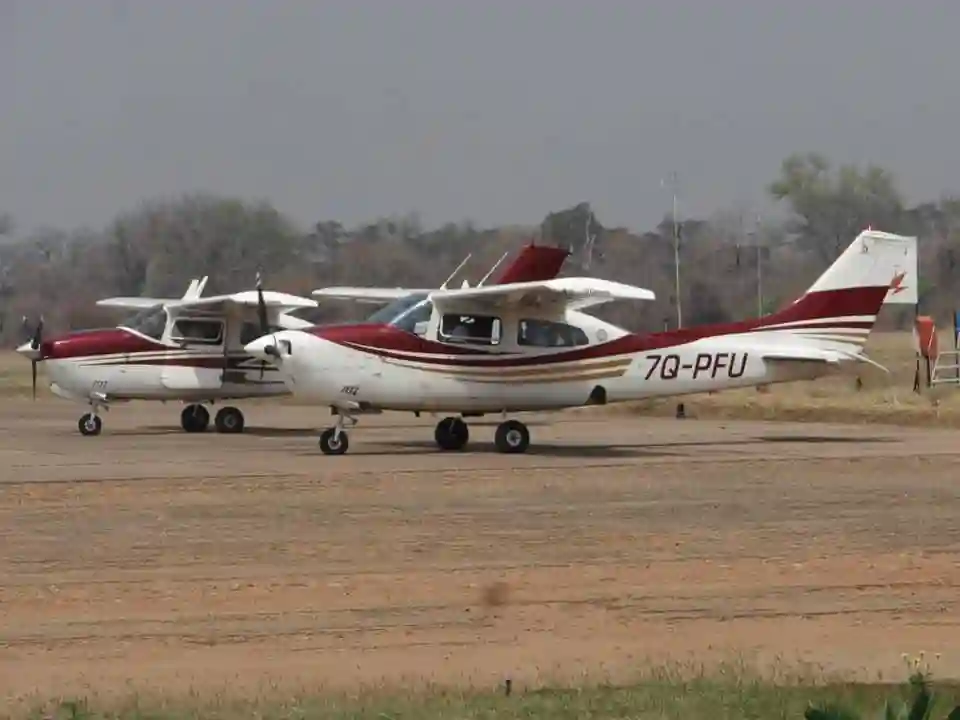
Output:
left=392, top=300, right=432, bottom=334
left=171, top=318, right=224, bottom=345
left=121, top=305, right=166, bottom=341
left=517, top=319, right=589, bottom=348
left=439, top=314, right=501, bottom=345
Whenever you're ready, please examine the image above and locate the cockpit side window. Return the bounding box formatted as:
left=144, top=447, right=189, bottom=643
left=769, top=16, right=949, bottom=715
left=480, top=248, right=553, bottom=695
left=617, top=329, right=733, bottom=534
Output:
left=365, top=292, right=430, bottom=325
left=517, top=318, right=590, bottom=348
left=440, top=314, right=502, bottom=345
left=120, top=305, right=167, bottom=341
left=171, top=318, right=224, bottom=345
left=392, top=300, right=433, bottom=334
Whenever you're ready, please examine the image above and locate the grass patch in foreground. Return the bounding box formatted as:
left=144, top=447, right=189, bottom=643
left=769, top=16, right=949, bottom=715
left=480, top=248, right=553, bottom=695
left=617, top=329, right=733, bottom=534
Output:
left=21, top=663, right=960, bottom=720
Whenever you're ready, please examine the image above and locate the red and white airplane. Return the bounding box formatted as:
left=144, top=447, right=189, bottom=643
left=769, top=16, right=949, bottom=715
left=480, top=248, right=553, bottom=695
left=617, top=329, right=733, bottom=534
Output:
left=244, top=229, right=917, bottom=455
left=15, top=243, right=570, bottom=437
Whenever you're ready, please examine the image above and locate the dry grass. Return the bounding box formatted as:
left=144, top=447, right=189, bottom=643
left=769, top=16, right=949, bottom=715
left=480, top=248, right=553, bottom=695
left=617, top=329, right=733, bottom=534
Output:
left=17, top=665, right=960, bottom=720
left=615, top=331, right=960, bottom=427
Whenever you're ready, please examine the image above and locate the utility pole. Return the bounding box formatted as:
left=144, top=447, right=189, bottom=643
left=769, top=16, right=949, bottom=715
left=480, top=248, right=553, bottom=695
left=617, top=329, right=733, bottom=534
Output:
left=662, top=171, right=682, bottom=328
left=753, top=215, right=763, bottom=317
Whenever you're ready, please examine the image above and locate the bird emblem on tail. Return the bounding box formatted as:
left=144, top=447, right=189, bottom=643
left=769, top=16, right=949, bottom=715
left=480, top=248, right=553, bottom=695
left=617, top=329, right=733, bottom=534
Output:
left=889, top=271, right=908, bottom=295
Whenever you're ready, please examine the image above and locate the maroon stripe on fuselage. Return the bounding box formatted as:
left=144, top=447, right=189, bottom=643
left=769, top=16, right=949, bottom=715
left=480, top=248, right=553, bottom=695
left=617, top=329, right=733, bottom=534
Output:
left=41, top=328, right=273, bottom=370
left=43, top=328, right=167, bottom=360
left=306, top=285, right=889, bottom=368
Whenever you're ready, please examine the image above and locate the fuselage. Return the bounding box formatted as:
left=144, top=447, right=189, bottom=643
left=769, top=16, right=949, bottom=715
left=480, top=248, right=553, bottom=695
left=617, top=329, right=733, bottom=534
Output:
left=251, top=316, right=844, bottom=414
left=28, top=327, right=288, bottom=403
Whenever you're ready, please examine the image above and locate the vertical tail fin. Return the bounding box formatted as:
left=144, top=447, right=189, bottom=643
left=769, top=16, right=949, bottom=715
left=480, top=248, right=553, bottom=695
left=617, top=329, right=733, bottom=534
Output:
left=754, top=229, right=917, bottom=353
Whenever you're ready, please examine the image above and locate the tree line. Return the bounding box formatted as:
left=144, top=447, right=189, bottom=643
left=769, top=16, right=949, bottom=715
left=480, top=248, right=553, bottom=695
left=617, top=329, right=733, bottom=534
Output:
left=2, top=151, right=958, bottom=344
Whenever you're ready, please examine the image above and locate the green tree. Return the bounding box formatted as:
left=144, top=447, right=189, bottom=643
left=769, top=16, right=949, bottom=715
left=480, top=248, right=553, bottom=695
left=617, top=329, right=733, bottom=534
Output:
left=768, top=152, right=904, bottom=264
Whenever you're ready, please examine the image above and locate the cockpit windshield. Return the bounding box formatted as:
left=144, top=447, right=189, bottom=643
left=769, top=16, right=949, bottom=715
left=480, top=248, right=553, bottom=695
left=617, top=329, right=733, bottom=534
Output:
left=364, top=292, right=430, bottom=325
left=119, top=304, right=167, bottom=341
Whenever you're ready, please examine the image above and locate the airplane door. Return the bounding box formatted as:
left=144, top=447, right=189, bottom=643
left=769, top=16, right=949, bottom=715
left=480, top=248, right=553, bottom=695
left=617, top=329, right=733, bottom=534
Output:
left=160, top=318, right=226, bottom=391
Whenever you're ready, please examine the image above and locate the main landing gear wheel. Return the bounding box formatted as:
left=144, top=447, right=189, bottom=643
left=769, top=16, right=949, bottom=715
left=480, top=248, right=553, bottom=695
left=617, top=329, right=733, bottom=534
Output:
left=434, top=416, right=469, bottom=451
left=78, top=413, right=102, bottom=437
left=215, top=406, right=245, bottom=434
left=319, top=427, right=349, bottom=455
left=181, top=404, right=210, bottom=433
left=494, top=419, right=530, bottom=454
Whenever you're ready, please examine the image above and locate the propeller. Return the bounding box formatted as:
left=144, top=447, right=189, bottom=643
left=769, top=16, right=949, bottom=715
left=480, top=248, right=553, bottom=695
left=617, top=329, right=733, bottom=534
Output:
left=254, top=272, right=280, bottom=378
left=20, top=314, right=44, bottom=399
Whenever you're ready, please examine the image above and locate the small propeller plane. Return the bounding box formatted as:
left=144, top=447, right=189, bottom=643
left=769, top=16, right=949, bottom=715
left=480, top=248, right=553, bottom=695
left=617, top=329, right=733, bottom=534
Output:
left=14, top=242, right=571, bottom=437
left=16, top=276, right=319, bottom=436
left=243, top=229, right=917, bottom=455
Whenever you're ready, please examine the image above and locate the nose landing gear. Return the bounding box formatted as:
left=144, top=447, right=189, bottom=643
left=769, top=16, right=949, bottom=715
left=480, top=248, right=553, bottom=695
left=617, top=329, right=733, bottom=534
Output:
left=318, top=410, right=357, bottom=456
left=78, top=412, right=102, bottom=436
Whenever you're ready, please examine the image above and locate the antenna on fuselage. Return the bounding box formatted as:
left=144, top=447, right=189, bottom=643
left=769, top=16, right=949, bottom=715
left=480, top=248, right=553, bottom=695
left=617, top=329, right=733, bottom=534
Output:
left=440, top=253, right=472, bottom=290
left=477, top=251, right=509, bottom=287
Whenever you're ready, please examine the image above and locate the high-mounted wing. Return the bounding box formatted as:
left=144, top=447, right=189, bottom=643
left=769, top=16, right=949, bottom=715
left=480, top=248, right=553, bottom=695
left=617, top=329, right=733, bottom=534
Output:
left=166, top=289, right=317, bottom=314
left=97, top=275, right=210, bottom=310
left=427, top=277, right=655, bottom=313
left=97, top=296, right=178, bottom=310
left=311, top=287, right=435, bottom=305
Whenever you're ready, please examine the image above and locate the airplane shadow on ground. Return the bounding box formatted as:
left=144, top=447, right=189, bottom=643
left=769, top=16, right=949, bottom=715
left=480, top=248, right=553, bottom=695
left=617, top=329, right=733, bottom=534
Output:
left=110, top=425, right=322, bottom=438
left=288, top=432, right=898, bottom=458
left=104, top=427, right=896, bottom=451
left=755, top=435, right=891, bottom=444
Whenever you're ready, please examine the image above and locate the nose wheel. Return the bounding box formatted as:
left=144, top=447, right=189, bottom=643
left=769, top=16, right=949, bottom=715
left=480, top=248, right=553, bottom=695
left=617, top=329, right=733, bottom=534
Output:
left=319, top=427, right=349, bottom=455
left=78, top=412, right=102, bottom=437
left=318, top=410, right=357, bottom=455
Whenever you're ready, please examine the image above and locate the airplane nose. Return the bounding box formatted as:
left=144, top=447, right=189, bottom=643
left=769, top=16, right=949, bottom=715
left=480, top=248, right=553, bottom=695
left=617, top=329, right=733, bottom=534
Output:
left=16, top=340, right=42, bottom=361
left=244, top=335, right=281, bottom=362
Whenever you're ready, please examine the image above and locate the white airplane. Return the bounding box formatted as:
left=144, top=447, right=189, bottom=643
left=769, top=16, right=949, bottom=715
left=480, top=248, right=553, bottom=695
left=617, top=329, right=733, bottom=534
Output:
left=243, top=229, right=917, bottom=455
left=15, top=276, right=318, bottom=436
left=15, top=243, right=572, bottom=437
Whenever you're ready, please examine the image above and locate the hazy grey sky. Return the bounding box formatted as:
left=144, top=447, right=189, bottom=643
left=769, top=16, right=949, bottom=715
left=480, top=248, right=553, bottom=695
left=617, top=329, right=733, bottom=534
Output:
left=4, top=0, right=960, bottom=235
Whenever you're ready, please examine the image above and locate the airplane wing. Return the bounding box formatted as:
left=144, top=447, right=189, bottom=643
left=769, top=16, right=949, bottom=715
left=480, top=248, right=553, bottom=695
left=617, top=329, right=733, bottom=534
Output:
left=166, top=290, right=317, bottom=313
left=98, top=275, right=210, bottom=310
left=427, top=277, right=655, bottom=313
left=311, top=287, right=434, bottom=304
left=96, top=296, right=177, bottom=310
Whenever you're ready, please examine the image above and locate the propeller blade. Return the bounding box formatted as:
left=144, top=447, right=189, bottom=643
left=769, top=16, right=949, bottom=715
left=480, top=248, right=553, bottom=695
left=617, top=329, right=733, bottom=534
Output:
left=31, top=316, right=43, bottom=350
left=31, top=359, right=37, bottom=400
left=255, top=272, right=269, bottom=336
left=254, top=271, right=280, bottom=374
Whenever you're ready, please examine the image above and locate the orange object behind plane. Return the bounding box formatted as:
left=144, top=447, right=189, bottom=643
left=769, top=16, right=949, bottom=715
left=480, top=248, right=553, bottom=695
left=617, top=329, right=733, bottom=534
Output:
left=914, top=316, right=938, bottom=359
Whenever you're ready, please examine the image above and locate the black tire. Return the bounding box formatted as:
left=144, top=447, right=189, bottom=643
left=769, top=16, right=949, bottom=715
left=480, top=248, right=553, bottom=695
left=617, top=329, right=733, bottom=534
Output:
left=78, top=413, right=102, bottom=437
left=434, top=416, right=469, bottom=451
left=319, top=427, right=349, bottom=455
left=494, top=419, right=530, bottom=454
left=215, top=406, right=245, bottom=434
left=181, top=404, right=210, bottom=433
